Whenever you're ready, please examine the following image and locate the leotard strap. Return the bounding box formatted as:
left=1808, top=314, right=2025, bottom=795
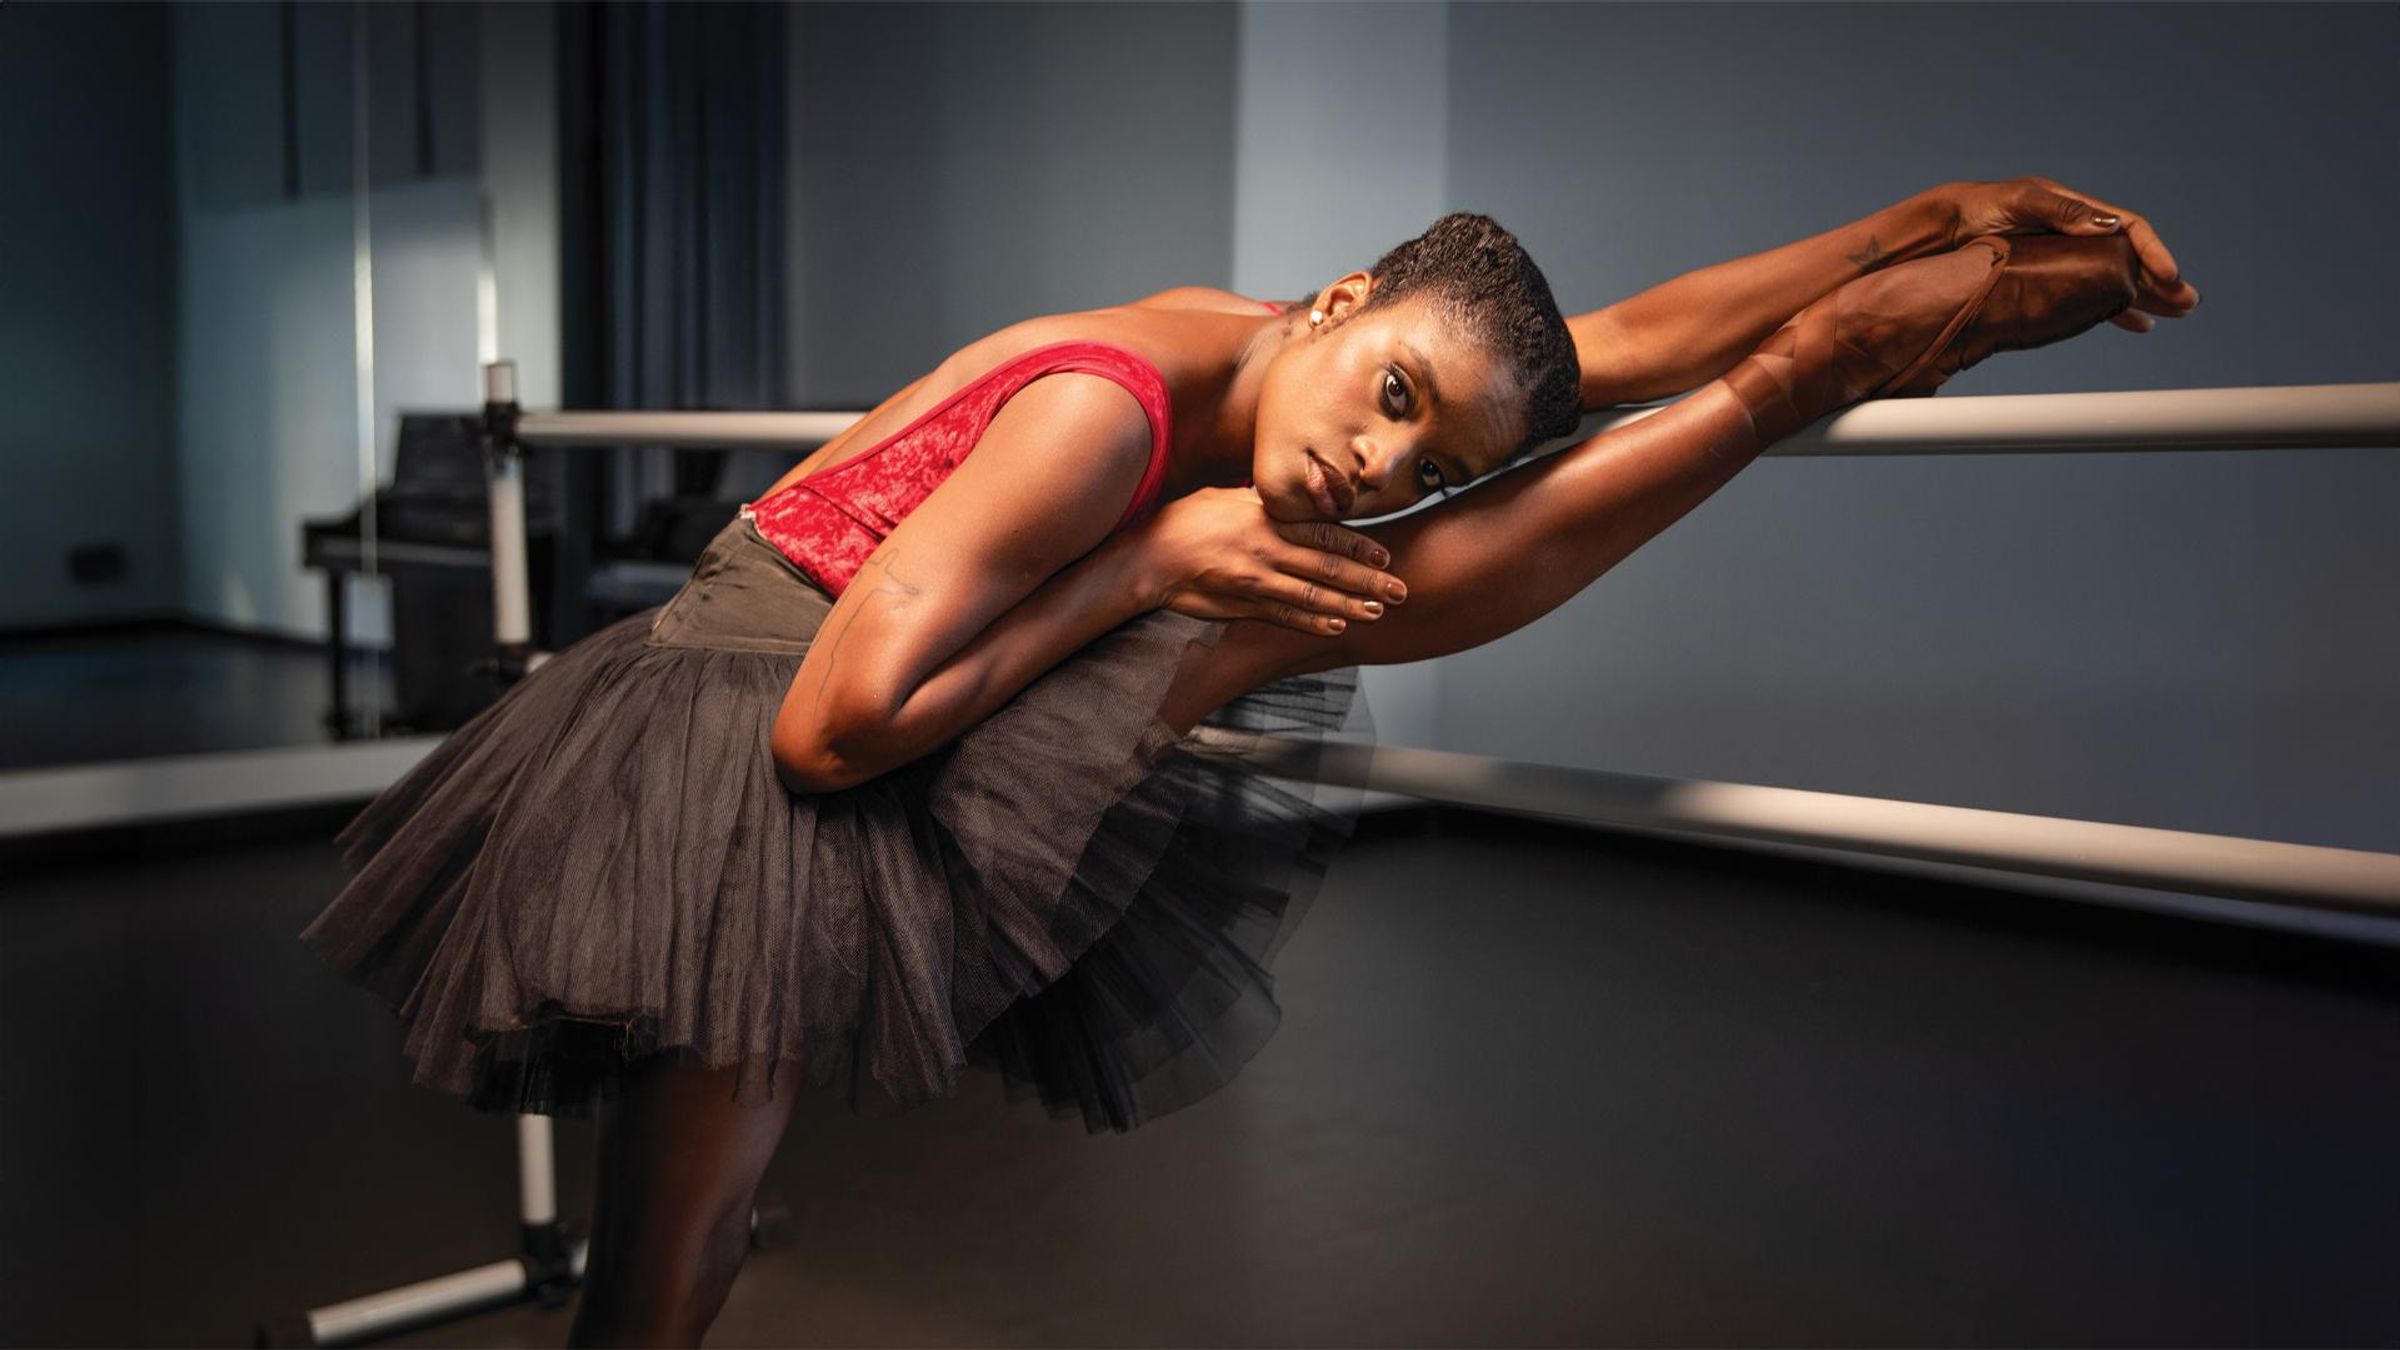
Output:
left=740, top=341, right=1175, bottom=596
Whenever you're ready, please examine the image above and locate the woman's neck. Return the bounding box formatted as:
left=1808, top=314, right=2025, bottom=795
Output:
left=1156, top=311, right=1285, bottom=498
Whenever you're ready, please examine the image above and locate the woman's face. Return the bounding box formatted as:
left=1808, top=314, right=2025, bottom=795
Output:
left=1253, top=279, right=1528, bottom=523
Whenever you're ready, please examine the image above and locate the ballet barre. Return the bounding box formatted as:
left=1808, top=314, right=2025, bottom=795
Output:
left=501, top=379, right=2400, bottom=456
left=504, top=379, right=2400, bottom=457
left=472, top=361, right=2400, bottom=924
left=476, top=361, right=2400, bottom=927
left=1587, top=380, right=2400, bottom=455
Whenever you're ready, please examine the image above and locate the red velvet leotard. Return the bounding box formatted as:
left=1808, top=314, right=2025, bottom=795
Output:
left=741, top=299, right=1284, bottom=596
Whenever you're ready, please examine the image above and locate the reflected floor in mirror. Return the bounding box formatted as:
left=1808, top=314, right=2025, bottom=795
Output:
left=0, top=625, right=399, bottom=771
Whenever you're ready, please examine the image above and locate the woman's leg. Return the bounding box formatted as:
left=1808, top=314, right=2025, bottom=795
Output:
left=569, top=1053, right=802, bottom=1348
left=1161, top=234, right=2143, bottom=724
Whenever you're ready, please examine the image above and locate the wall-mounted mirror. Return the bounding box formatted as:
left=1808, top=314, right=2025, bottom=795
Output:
left=2, top=1, right=495, bottom=777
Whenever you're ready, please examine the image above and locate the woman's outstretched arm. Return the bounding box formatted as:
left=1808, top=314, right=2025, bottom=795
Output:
left=1160, top=233, right=2145, bottom=730
left=1569, top=177, right=2194, bottom=409
left=1157, top=376, right=1773, bottom=731
left=1568, top=187, right=1951, bottom=408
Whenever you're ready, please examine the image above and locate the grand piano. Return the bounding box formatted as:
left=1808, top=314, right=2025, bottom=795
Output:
left=300, top=413, right=554, bottom=735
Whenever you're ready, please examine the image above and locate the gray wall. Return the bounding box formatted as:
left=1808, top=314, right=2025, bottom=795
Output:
left=15, top=0, right=2388, bottom=861
left=0, top=1, right=180, bottom=628
left=24, top=3, right=2297, bottom=844
left=787, top=1, right=1239, bottom=408
left=1433, top=1, right=2400, bottom=854
left=784, top=1, right=2400, bottom=859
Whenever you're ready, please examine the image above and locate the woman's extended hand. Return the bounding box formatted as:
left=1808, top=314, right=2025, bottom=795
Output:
left=1931, top=175, right=2200, bottom=332
left=1117, top=486, right=1406, bottom=636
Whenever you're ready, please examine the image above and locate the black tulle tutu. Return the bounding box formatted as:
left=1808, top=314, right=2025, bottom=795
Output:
left=301, top=515, right=1365, bottom=1133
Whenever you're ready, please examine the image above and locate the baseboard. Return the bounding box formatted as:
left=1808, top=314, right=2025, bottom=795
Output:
left=0, top=737, right=441, bottom=842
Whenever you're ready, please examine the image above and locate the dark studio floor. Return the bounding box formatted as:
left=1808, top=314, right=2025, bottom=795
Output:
left=5, top=808, right=2400, bottom=1348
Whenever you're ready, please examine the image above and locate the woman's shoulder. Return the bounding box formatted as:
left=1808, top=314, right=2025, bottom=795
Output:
left=935, top=307, right=1199, bottom=393
left=766, top=309, right=1209, bottom=496
left=1128, top=285, right=1281, bottom=316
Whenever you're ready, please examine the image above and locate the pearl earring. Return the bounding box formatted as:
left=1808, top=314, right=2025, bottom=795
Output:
left=1308, top=309, right=1324, bottom=327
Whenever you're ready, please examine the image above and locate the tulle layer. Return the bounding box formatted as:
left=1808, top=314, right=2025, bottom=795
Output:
left=302, top=531, right=1363, bottom=1133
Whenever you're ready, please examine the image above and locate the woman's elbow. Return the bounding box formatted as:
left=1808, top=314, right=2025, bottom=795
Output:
left=772, top=739, right=863, bottom=795
left=770, top=715, right=882, bottom=794
left=771, top=677, right=928, bottom=793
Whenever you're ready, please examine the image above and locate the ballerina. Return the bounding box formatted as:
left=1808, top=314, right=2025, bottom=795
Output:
left=304, top=177, right=2191, bottom=1346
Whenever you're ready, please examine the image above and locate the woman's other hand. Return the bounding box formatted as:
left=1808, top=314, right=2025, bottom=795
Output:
left=1931, top=175, right=2200, bottom=332
left=1118, top=486, right=1406, bottom=636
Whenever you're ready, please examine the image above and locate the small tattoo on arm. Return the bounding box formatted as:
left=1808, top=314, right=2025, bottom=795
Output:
left=1844, top=234, right=1888, bottom=273
left=808, top=548, right=926, bottom=706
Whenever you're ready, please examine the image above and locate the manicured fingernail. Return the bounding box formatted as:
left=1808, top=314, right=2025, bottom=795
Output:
left=1363, top=600, right=1383, bottom=617
left=1386, top=582, right=1407, bottom=601
left=1369, top=548, right=1389, bottom=566
left=2092, top=213, right=2121, bottom=228
left=1328, top=618, right=1346, bottom=632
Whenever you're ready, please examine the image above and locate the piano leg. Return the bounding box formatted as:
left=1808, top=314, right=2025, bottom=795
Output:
left=324, top=571, right=351, bottom=738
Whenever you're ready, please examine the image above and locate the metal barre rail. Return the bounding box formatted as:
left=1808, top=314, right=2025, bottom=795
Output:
left=509, top=381, right=2400, bottom=456
left=1589, top=380, right=2400, bottom=455
left=1194, top=734, right=2400, bottom=918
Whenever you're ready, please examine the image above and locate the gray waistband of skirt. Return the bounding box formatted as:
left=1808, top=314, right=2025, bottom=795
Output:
left=643, top=515, right=836, bottom=656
